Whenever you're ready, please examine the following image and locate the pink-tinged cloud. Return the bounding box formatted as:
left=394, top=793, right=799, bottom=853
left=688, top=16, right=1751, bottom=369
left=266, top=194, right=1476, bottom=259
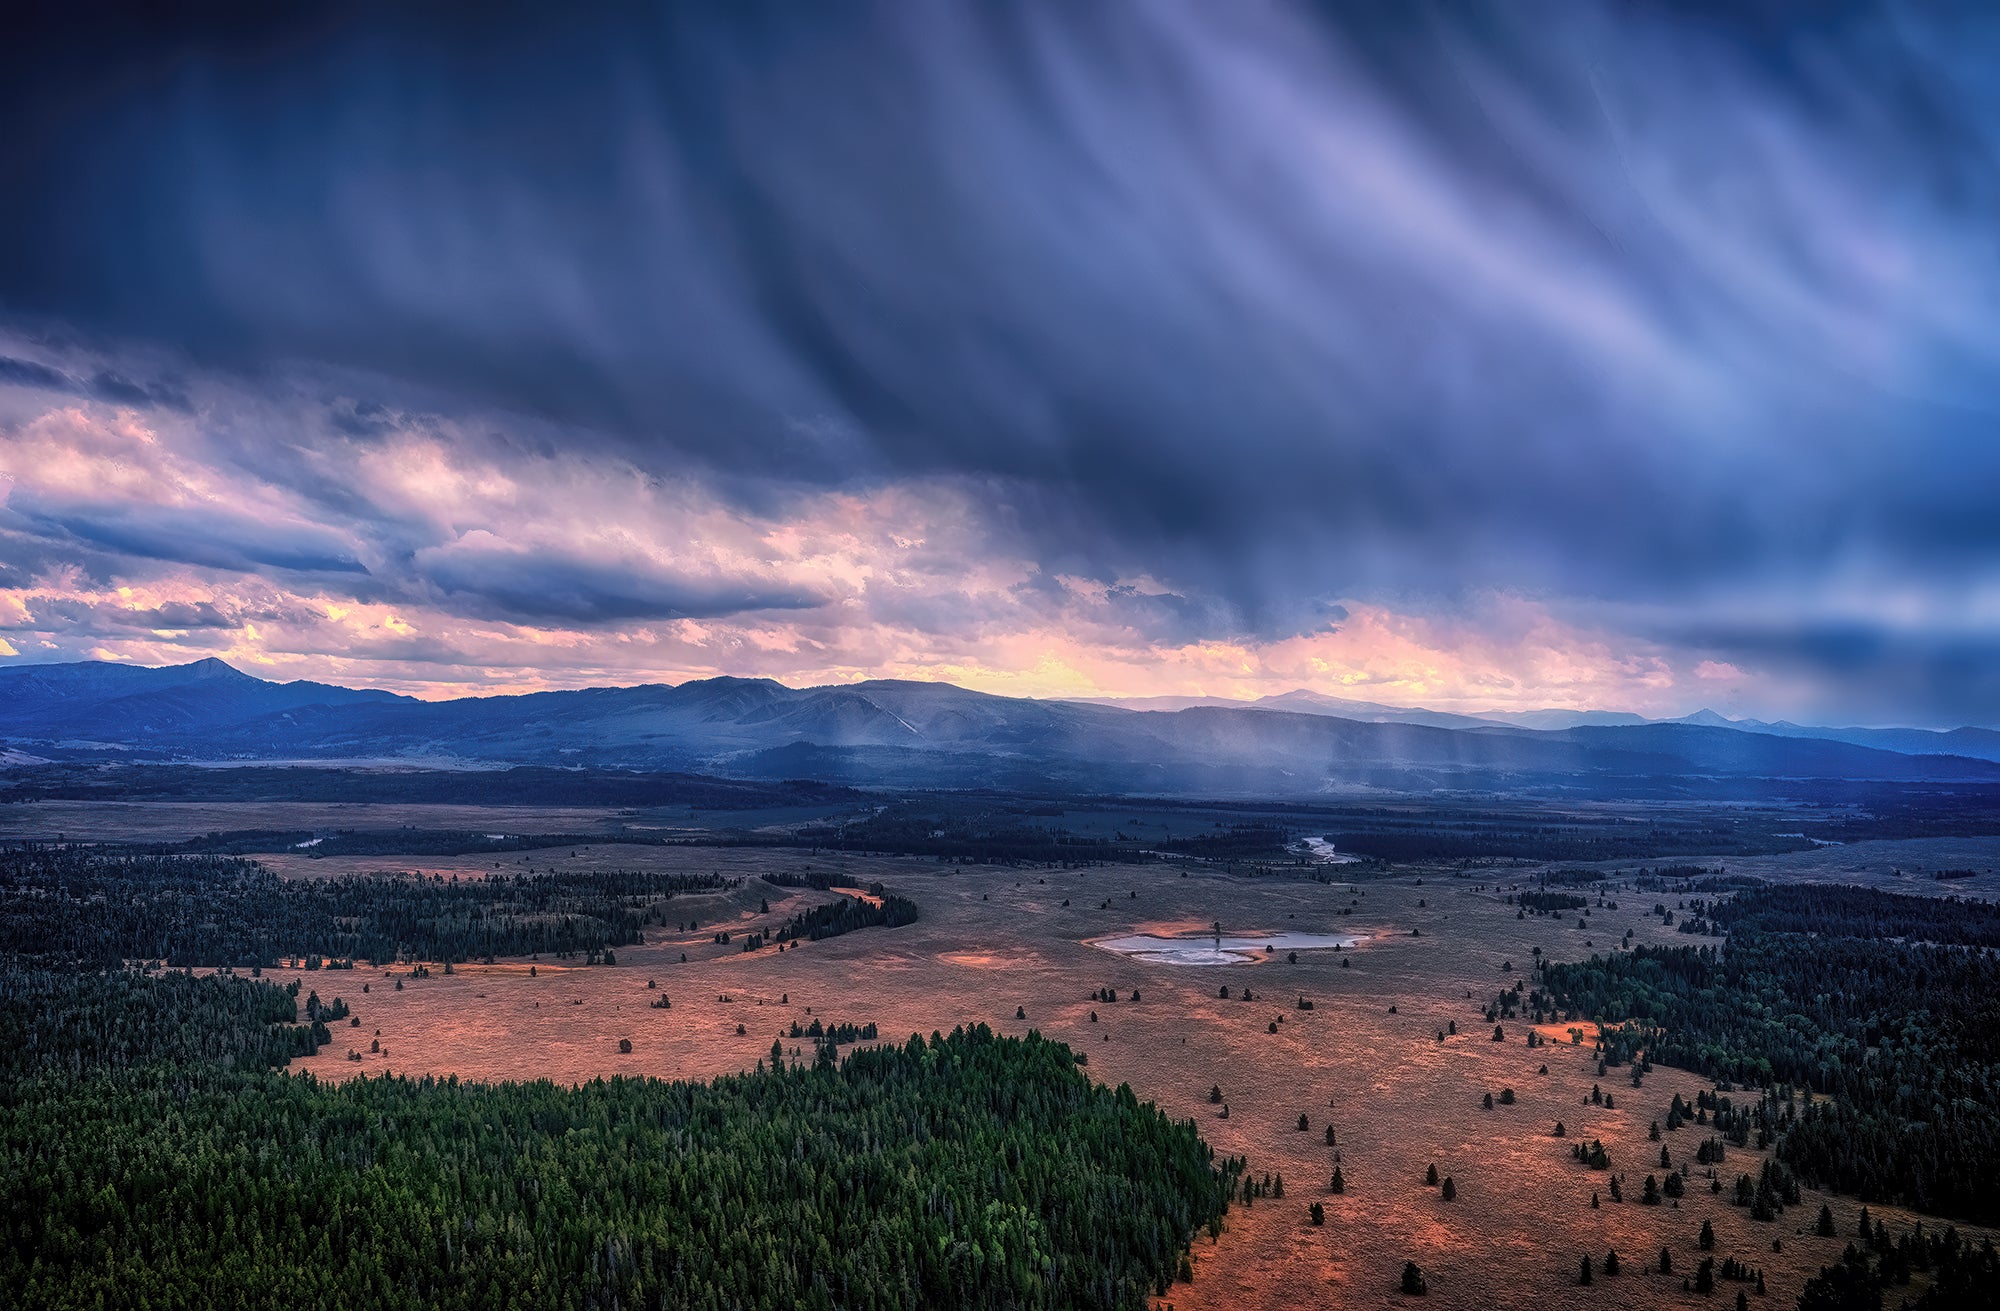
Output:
left=0, top=383, right=1760, bottom=717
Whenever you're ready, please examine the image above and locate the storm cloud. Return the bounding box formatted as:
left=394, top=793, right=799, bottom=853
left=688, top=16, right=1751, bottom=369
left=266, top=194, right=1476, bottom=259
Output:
left=2, top=2, right=1998, bottom=722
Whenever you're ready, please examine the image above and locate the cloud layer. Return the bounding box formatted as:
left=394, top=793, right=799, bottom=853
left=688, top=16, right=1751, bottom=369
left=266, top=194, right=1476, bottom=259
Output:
left=3, top=2, right=1999, bottom=724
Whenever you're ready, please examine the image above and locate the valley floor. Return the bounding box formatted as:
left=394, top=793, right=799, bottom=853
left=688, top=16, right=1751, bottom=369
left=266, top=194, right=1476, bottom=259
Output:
left=250, top=840, right=2000, bottom=1309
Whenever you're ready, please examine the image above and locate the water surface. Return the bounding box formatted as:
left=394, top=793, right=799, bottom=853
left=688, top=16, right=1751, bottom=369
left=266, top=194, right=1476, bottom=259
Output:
left=1093, top=930, right=1360, bottom=966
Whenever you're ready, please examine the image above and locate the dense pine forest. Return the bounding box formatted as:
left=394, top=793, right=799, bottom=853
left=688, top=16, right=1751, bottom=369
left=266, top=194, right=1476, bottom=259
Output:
left=1707, top=883, right=2000, bottom=947
left=777, top=888, right=921, bottom=943
left=1543, top=885, right=2000, bottom=1222
left=0, top=844, right=736, bottom=966
left=1, top=966, right=1239, bottom=1311
left=0, top=966, right=331, bottom=1076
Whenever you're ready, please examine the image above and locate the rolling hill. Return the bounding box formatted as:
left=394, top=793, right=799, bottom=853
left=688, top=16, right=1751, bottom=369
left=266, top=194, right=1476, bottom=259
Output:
left=3, top=659, right=1997, bottom=795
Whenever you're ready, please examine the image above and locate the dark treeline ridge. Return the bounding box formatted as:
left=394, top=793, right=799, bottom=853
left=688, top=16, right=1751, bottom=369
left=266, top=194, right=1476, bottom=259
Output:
left=155, top=830, right=675, bottom=858
left=777, top=888, right=921, bottom=945
left=1, top=966, right=1239, bottom=1311
left=787, top=799, right=1826, bottom=866
left=1321, top=812, right=1808, bottom=863
left=788, top=1018, right=879, bottom=1045
left=760, top=870, right=856, bottom=892
left=1156, top=824, right=1293, bottom=860
left=1517, top=891, right=1588, bottom=913
left=1803, top=787, right=2000, bottom=844
left=1709, top=883, right=2000, bottom=948
left=0, top=764, right=863, bottom=810
left=1543, top=885, right=2000, bottom=1222
left=795, top=804, right=1120, bottom=864
left=0, top=844, right=735, bottom=966
left=0, top=966, right=329, bottom=1077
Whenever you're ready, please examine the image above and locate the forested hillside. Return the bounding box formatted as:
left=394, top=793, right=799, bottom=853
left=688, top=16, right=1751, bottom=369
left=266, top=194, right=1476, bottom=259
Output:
left=0, top=844, right=735, bottom=966
left=1, top=968, right=1239, bottom=1310
left=1543, top=885, right=2000, bottom=1222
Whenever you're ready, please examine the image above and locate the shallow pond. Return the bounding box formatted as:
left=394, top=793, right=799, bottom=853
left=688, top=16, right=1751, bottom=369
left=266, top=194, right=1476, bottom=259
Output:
left=1092, top=930, right=1360, bottom=966
left=1301, top=837, right=1363, bottom=865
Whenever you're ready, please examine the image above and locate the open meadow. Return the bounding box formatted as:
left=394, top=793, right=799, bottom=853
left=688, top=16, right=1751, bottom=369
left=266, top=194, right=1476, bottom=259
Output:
left=197, top=828, right=1998, bottom=1310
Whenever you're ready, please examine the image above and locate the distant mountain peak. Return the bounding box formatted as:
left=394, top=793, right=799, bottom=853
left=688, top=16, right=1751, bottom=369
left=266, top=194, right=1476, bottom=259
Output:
left=1676, top=707, right=1737, bottom=727
left=179, top=657, right=252, bottom=681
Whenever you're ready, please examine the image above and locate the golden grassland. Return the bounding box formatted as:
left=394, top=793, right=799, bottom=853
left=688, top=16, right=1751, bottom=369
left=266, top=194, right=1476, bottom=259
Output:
left=250, top=841, right=2000, bottom=1309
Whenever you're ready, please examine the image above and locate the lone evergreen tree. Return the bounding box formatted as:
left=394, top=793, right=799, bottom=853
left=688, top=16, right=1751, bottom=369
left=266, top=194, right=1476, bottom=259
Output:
left=1401, top=1262, right=1428, bottom=1296
left=1440, top=1176, right=1456, bottom=1202
left=1578, top=1254, right=1593, bottom=1285
left=1425, top=1163, right=1439, bottom=1186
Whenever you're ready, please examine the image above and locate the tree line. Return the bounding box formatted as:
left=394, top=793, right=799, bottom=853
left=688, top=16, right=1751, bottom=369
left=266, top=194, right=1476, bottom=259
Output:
left=1, top=965, right=1240, bottom=1310
left=0, top=844, right=734, bottom=966
left=1542, top=885, right=2000, bottom=1222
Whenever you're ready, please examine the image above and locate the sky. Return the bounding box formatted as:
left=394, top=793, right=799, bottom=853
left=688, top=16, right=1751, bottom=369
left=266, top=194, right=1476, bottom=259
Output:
left=3, top=2, right=1999, bottom=726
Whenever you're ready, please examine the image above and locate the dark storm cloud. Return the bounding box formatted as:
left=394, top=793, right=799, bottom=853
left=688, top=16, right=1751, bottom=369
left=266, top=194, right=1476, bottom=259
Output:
left=5, top=499, right=366, bottom=578
left=412, top=543, right=827, bottom=625
left=1672, top=618, right=2000, bottom=729
left=4, top=1, right=2000, bottom=714
left=0, top=355, right=192, bottom=412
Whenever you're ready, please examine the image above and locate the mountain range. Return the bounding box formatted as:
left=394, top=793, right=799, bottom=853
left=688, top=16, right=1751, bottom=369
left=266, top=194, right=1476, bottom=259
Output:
left=4, top=658, right=1999, bottom=796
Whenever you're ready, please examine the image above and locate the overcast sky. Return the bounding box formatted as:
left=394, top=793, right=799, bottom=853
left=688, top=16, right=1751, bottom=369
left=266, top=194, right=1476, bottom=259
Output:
left=3, top=2, right=1998, bottom=725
